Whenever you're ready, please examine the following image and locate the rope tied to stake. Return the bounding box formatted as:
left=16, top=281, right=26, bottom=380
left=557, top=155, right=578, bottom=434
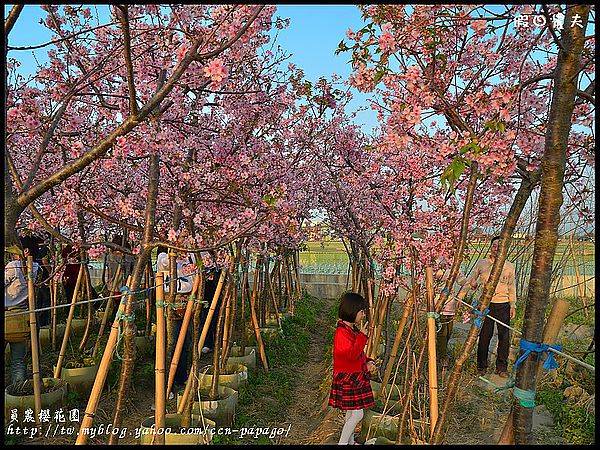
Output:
left=114, top=309, right=136, bottom=361
left=471, top=300, right=489, bottom=329
left=427, top=311, right=442, bottom=332
left=193, top=296, right=209, bottom=307
left=513, top=386, right=536, bottom=408
left=513, top=339, right=563, bottom=371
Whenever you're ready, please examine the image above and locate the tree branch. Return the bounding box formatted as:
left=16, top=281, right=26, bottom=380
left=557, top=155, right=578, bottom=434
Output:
left=4, top=4, right=23, bottom=40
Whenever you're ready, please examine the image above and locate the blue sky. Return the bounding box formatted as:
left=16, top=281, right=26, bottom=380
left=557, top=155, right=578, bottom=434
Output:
left=4, top=4, right=379, bottom=135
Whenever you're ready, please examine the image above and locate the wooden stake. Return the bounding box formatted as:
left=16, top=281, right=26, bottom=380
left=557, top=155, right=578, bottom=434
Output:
left=166, top=275, right=201, bottom=397
left=51, top=277, right=58, bottom=351
left=249, top=261, right=269, bottom=372
left=379, top=293, right=414, bottom=397
left=154, top=273, right=166, bottom=445
left=78, top=263, right=94, bottom=353
left=26, top=256, right=42, bottom=430
left=54, top=264, right=85, bottom=378
left=196, top=263, right=228, bottom=357
left=426, top=267, right=438, bottom=438
left=75, top=276, right=131, bottom=444
left=92, top=264, right=122, bottom=358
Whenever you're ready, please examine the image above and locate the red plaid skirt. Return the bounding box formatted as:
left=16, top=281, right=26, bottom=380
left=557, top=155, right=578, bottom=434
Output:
left=328, top=370, right=374, bottom=410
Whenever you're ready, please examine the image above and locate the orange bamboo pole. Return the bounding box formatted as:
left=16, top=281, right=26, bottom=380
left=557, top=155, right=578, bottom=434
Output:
left=75, top=276, right=131, bottom=444
left=379, top=293, right=414, bottom=397
left=426, top=267, right=438, bottom=438
left=249, top=264, right=269, bottom=372
left=51, top=277, right=58, bottom=351
left=166, top=275, right=201, bottom=397
left=154, top=273, right=166, bottom=445
left=54, top=264, right=85, bottom=378
left=92, top=264, right=122, bottom=358
left=26, top=256, right=42, bottom=430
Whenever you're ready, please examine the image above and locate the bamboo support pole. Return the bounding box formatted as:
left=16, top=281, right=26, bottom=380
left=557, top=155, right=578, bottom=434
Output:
left=379, top=293, right=414, bottom=397
left=54, top=264, right=85, bottom=378
left=177, top=372, right=193, bottom=415
left=145, top=264, right=152, bottom=336
left=366, top=278, right=376, bottom=350
left=210, top=283, right=229, bottom=400
left=78, top=263, right=94, bottom=353
left=51, top=277, right=58, bottom=351
left=249, top=263, right=269, bottom=372
left=267, top=263, right=282, bottom=328
left=167, top=253, right=178, bottom=351
left=536, top=298, right=570, bottom=380
left=177, top=262, right=230, bottom=412
left=26, top=256, right=42, bottom=430
left=568, top=235, right=588, bottom=318
left=76, top=276, right=131, bottom=445
left=370, top=290, right=390, bottom=360
left=166, top=275, right=201, bottom=397
left=154, top=273, right=166, bottom=445
left=284, top=257, right=294, bottom=316
left=426, top=268, right=438, bottom=438
left=92, top=264, right=122, bottom=358
left=240, top=262, right=248, bottom=353
left=291, top=250, right=301, bottom=297
left=222, top=275, right=237, bottom=369
left=195, top=264, right=228, bottom=357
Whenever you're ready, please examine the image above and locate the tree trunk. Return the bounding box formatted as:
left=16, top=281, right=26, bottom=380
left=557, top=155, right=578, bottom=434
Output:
left=513, top=6, right=589, bottom=444
left=109, top=154, right=160, bottom=443
left=432, top=169, right=542, bottom=443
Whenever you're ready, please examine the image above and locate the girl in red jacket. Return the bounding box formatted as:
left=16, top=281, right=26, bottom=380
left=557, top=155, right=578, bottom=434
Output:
left=329, top=292, right=377, bottom=445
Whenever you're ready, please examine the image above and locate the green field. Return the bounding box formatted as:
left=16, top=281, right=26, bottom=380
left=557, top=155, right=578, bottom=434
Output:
left=299, top=240, right=595, bottom=276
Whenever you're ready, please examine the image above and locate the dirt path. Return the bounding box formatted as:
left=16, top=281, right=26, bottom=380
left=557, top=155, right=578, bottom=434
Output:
left=278, top=296, right=344, bottom=445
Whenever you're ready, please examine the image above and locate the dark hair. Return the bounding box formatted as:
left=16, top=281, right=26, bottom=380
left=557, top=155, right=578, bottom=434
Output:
left=156, top=245, right=169, bottom=256
left=491, top=236, right=501, bottom=244
left=338, top=291, right=368, bottom=323
left=19, top=235, right=38, bottom=258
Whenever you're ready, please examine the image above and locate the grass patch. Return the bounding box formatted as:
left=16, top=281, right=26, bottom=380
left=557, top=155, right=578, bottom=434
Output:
left=537, top=388, right=595, bottom=445
left=220, top=292, right=322, bottom=444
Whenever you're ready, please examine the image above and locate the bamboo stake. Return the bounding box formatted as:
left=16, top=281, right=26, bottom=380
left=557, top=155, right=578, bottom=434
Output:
left=54, top=264, right=85, bottom=378
left=249, top=261, right=269, bottom=372
left=284, top=256, right=294, bottom=316
left=92, top=264, right=122, bottom=358
left=426, top=267, right=438, bottom=438
left=78, top=263, right=94, bottom=353
left=568, top=235, right=588, bottom=318
left=196, top=263, right=228, bottom=357
left=154, top=273, right=166, bottom=445
left=177, top=371, right=193, bottom=415
left=379, top=293, right=414, bottom=397
left=145, top=263, right=152, bottom=336
left=167, top=252, right=178, bottom=351
left=267, top=262, right=282, bottom=329
left=366, top=278, right=376, bottom=354
left=177, top=261, right=230, bottom=412
left=51, top=277, right=58, bottom=351
left=221, top=281, right=234, bottom=370
left=370, top=289, right=390, bottom=360
left=166, top=274, right=201, bottom=398
left=26, top=256, right=42, bottom=430
left=75, top=276, right=131, bottom=445
left=240, top=256, right=249, bottom=354
left=210, top=282, right=229, bottom=400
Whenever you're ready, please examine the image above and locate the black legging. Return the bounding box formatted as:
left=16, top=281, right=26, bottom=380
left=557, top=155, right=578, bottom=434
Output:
left=477, top=302, right=511, bottom=372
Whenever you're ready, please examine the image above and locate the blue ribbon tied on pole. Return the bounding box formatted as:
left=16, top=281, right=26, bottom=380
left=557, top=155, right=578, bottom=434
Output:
left=471, top=300, right=489, bottom=329
left=513, top=339, right=563, bottom=371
